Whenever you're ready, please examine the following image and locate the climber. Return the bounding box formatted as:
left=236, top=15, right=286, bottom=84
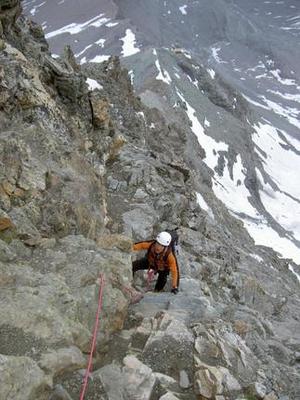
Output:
left=132, top=231, right=179, bottom=294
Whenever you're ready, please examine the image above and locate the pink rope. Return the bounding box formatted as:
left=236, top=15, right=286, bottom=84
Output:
left=79, top=273, right=105, bottom=400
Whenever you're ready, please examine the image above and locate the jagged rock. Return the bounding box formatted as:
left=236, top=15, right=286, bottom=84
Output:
left=0, top=354, right=50, bottom=400
left=0, top=210, right=13, bottom=231
left=123, top=355, right=156, bottom=400
left=179, top=369, right=190, bottom=389
left=62, top=45, right=81, bottom=73
left=249, top=382, right=268, bottom=399
left=8, top=207, right=42, bottom=242
left=93, top=363, right=124, bottom=399
left=142, top=312, right=194, bottom=379
left=132, top=318, right=153, bottom=349
left=0, top=0, right=21, bottom=32
left=154, top=372, right=178, bottom=391
left=194, top=363, right=241, bottom=398
left=94, top=355, right=156, bottom=400
left=193, top=321, right=258, bottom=385
left=43, top=53, right=88, bottom=101
left=90, top=95, right=112, bottom=129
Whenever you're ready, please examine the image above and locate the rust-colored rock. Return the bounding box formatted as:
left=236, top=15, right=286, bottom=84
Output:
left=0, top=216, right=14, bottom=231
left=12, top=188, right=25, bottom=198
left=90, top=96, right=112, bottom=129
left=234, top=319, right=250, bottom=338
left=2, top=181, right=14, bottom=196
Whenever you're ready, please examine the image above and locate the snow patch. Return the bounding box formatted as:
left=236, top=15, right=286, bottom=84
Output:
left=106, top=22, right=119, bottom=27
left=179, top=5, right=188, bottom=15
left=260, top=96, right=300, bottom=130
left=250, top=254, right=264, bottom=263
left=211, top=47, right=223, bottom=63
left=155, top=59, right=172, bottom=84
left=204, top=118, right=210, bottom=127
left=270, top=69, right=297, bottom=86
left=242, top=94, right=270, bottom=110
left=289, top=264, right=300, bottom=283
left=137, top=111, right=146, bottom=121
left=207, top=69, right=215, bottom=79
left=176, top=90, right=227, bottom=170
left=75, top=44, right=93, bottom=58
left=30, top=1, right=45, bottom=16
left=212, top=155, right=259, bottom=219
left=267, top=90, right=300, bottom=104
left=196, top=192, right=214, bottom=219
left=86, top=78, right=103, bottom=91
left=45, top=14, right=109, bottom=38
left=96, top=39, right=106, bottom=47
left=89, top=55, right=110, bottom=63
left=244, top=219, right=300, bottom=265
left=120, top=29, right=140, bottom=57
left=128, top=70, right=134, bottom=85
left=253, top=123, right=300, bottom=200
left=258, top=175, right=300, bottom=242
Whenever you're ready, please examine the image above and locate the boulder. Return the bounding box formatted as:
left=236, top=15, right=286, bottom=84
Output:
left=94, top=356, right=156, bottom=400
left=0, top=354, right=50, bottom=400
left=123, top=355, right=156, bottom=400
left=38, top=346, right=86, bottom=376
left=194, top=363, right=241, bottom=398
left=142, top=312, right=194, bottom=379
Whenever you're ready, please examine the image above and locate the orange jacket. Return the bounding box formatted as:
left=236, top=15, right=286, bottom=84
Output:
left=133, top=241, right=179, bottom=288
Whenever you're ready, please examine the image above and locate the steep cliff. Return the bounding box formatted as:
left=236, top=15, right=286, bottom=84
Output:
left=0, top=2, right=300, bottom=400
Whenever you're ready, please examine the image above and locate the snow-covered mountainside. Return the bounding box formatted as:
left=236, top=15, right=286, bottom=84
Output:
left=24, top=0, right=300, bottom=268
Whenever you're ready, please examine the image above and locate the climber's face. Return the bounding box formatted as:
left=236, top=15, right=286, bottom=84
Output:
left=154, top=242, right=165, bottom=254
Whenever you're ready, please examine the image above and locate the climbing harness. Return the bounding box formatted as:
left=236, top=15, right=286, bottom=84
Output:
left=79, top=273, right=105, bottom=400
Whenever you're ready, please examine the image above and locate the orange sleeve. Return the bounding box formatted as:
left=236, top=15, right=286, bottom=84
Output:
left=132, top=241, right=153, bottom=251
left=167, top=253, right=180, bottom=288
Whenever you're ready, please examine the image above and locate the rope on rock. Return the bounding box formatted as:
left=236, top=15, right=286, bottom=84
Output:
left=79, top=273, right=105, bottom=400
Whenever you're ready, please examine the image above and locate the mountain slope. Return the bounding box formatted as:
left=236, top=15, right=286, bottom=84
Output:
left=23, top=0, right=300, bottom=267
left=1, top=1, right=300, bottom=399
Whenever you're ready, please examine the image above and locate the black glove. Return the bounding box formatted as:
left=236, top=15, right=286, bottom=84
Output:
left=171, top=287, right=178, bottom=294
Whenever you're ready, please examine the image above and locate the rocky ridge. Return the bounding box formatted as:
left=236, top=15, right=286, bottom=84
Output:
left=0, top=2, right=300, bottom=400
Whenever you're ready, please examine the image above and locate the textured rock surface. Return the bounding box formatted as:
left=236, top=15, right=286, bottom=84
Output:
left=0, top=354, right=50, bottom=400
left=0, top=2, right=300, bottom=400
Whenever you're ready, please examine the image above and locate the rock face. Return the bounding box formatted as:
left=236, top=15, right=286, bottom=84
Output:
left=0, top=2, right=300, bottom=400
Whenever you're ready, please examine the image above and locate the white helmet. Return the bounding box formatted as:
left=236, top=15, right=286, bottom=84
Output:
left=156, top=231, right=172, bottom=247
